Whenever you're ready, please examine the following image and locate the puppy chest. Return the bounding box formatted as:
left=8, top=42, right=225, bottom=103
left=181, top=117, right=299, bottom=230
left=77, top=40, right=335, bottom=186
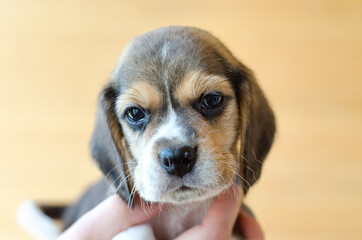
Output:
left=150, top=199, right=212, bottom=240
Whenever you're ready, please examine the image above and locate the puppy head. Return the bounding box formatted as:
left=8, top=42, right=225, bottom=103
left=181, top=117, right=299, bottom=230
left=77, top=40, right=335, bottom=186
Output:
left=91, top=26, right=275, bottom=205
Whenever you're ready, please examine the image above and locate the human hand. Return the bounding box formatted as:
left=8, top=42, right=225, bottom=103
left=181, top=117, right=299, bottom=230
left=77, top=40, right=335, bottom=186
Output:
left=57, top=195, right=164, bottom=240
left=175, top=182, right=264, bottom=240
left=58, top=183, right=263, bottom=240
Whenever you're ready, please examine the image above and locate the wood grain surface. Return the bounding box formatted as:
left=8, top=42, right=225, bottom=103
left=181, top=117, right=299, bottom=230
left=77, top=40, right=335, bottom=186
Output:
left=1, top=1, right=361, bottom=239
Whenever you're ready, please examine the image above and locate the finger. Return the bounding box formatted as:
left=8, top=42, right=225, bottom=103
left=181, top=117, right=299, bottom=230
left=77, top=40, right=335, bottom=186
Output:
left=58, top=194, right=164, bottom=240
left=238, top=209, right=264, bottom=240
left=203, top=182, right=243, bottom=229
left=175, top=182, right=243, bottom=240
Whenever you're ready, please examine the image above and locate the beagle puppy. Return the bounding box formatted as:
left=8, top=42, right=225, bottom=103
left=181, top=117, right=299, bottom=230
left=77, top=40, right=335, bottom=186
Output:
left=18, top=26, right=275, bottom=240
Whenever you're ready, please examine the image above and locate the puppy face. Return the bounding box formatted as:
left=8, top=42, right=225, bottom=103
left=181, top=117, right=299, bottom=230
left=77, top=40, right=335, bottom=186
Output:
left=116, top=72, right=238, bottom=203
left=91, top=26, right=275, bottom=205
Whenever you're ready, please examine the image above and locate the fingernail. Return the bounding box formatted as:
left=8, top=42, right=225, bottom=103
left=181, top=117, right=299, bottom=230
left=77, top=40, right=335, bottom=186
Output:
left=242, top=204, right=255, bottom=218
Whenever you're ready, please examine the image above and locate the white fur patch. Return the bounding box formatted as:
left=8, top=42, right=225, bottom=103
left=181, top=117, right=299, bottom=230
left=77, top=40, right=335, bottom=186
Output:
left=160, top=41, right=171, bottom=65
left=136, top=109, right=186, bottom=201
left=152, top=110, right=183, bottom=142
left=112, top=224, right=155, bottom=240
left=16, top=200, right=60, bottom=240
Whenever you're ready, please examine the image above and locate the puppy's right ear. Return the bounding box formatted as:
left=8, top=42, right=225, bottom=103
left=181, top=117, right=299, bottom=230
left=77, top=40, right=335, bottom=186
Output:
left=90, top=85, right=132, bottom=206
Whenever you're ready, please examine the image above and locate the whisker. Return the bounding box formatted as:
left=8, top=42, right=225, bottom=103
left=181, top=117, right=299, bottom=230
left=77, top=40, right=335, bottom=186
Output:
left=105, top=164, right=124, bottom=183
left=107, top=164, right=137, bottom=196
left=130, top=185, right=138, bottom=209
left=198, top=121, right=206, bottom=133
left=110, top=174, right=131, bottom=196
left=218, top=160, right=250, bottom=192
left=206, top=129, right=222, bottom=135
left=251, top=149, right=264, bottom=165
left=123, top=184, right=137, bottom=212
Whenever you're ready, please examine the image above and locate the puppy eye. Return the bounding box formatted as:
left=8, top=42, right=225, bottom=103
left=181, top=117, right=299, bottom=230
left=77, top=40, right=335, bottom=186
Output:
left=126, top=107, right=145, bottom=122
left=201, top=93, right=224, bottom=109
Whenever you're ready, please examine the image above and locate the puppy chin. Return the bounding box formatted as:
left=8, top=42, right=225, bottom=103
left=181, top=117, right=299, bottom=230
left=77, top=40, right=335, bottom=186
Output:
left=162, top=189, right=216, bottom=204
left=139, top=182, right=233, bottom=205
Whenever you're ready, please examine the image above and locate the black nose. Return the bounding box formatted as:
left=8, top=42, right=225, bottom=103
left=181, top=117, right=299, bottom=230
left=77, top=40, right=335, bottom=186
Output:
left=159, top=146, right=197, bottom=178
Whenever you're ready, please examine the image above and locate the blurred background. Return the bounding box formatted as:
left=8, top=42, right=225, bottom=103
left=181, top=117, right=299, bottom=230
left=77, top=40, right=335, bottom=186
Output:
left=1, top=0, right=361, bottom=239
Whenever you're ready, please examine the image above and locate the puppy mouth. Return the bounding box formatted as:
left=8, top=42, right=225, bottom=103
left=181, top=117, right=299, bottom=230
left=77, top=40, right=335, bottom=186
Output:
left=171, top=184, right=208, bottom=195
left=165, top=184, right=197, bottom=196
left=177, top=185, right=193, bottom=192
left=166, top=184, right=194, bottom=194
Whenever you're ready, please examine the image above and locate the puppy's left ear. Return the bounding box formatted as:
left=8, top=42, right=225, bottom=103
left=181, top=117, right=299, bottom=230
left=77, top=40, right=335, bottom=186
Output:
left=90, top=84, right=132, bottom=206
left=236, top=68, right=276, bottom=194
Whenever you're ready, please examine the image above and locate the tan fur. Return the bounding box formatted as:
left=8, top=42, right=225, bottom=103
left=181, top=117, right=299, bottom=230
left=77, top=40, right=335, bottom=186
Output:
left=116, top=81, right=162, bottom=113
left=175, top=70, right=234, bottom=105
left=115, top=81, right=161, bottom=161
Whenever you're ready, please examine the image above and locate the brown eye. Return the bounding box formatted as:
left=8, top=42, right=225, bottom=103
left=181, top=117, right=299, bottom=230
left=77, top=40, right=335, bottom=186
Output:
left=202, top=93, right=224, bottom=109
left=126, top=107, right=145, bottom=122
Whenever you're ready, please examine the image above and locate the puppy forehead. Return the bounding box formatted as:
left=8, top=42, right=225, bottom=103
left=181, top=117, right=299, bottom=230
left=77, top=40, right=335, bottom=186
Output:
left=112, top=27, right=237, bottom=86
left=113, top=27, right=241, bottom=111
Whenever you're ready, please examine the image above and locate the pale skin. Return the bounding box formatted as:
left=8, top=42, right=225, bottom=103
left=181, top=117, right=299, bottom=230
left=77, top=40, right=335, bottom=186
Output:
left=58, top=183, right=264, bottom=240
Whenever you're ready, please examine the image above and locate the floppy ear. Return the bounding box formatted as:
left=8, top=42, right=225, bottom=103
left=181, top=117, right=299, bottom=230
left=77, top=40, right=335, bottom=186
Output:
left=236, top=69, right=276, bottom=194
left=90, top=85, right=133, bottom=206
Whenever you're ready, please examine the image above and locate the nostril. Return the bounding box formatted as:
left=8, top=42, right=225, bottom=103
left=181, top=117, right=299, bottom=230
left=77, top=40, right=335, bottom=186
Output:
left=159, top=148, right=173, bottom=161
left=163, top=157, right=170, bottom=168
